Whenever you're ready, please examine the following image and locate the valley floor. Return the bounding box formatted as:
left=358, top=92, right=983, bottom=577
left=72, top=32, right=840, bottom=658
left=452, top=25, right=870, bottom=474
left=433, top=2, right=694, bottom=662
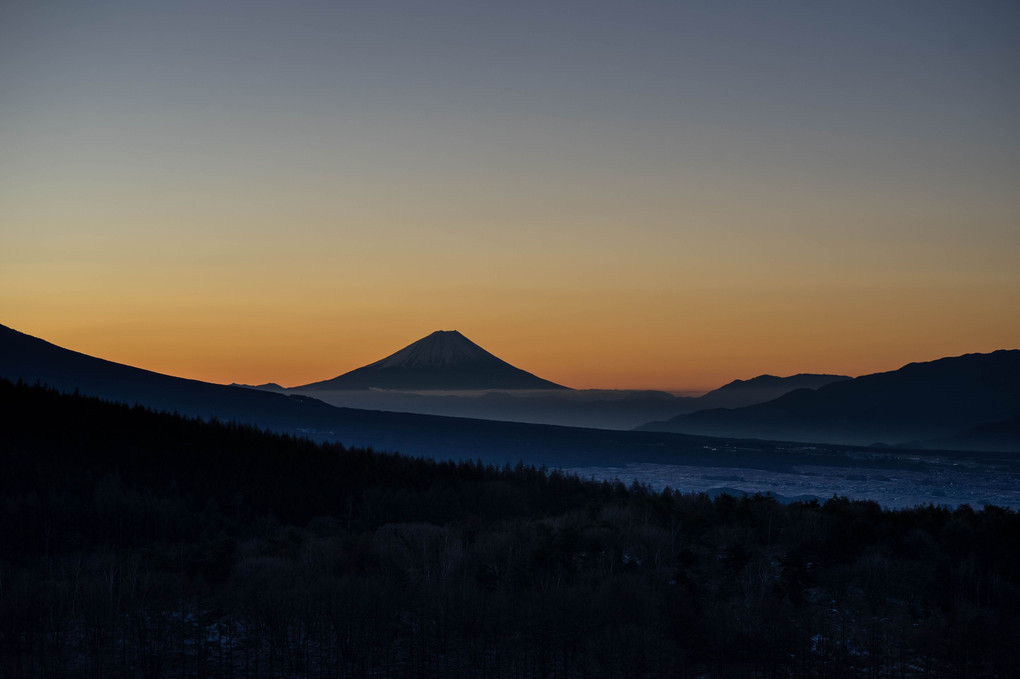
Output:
left=565, top=455, right=1020, bottom=509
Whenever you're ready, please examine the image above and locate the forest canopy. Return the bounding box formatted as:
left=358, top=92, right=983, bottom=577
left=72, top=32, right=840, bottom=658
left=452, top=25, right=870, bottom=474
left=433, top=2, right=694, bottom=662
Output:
left=1, top=378, right=1018, bottom=678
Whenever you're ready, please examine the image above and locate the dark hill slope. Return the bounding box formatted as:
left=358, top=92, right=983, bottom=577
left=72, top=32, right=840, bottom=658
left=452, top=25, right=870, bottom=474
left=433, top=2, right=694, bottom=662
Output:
left=637, top=351, right=1020, bottom=447
left=0, top=323, right=349, bottom=429
left=297, top=330, right=567, bottom=390
left=0, top=378, right=590, bottom=529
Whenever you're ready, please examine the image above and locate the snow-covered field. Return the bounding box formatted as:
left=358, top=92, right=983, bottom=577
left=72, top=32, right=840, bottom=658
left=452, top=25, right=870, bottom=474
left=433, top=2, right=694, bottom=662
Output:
left=564, top=456, right=1020, bottom=509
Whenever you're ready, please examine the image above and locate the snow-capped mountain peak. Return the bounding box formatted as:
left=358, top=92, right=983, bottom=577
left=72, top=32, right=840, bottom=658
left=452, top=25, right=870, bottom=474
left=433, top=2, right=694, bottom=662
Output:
left=297, top=330, right=568, bottom=391
left=372, top=330, right=495, bottom=369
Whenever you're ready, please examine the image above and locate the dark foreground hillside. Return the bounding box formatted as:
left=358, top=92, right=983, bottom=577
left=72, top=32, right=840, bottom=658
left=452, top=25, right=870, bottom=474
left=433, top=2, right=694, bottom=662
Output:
left=2, top=380, right=1018, bottom=678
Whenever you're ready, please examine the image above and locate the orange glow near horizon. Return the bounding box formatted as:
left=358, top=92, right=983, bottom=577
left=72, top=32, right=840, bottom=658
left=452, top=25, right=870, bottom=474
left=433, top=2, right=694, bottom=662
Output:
left=5, top=277, right=1017, bottom=393
left=3, top=197, right=1017, bottom=393
left=2, top=194, right=1017, bottom=391
left=2, top=3, right=1018, bottom=391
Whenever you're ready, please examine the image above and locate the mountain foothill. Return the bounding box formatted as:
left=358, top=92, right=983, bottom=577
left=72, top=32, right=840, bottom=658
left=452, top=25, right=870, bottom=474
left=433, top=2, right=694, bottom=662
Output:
left=637, top=350, right=1020, bottom=451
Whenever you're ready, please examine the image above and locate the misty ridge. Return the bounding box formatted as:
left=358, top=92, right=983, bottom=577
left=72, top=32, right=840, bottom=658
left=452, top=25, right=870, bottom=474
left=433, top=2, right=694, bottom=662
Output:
left=254, top=372, right=852, bottom=431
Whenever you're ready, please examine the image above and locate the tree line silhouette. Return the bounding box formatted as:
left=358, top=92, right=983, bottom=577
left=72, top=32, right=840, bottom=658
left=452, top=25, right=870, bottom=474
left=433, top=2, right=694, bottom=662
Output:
left=1, top=378, right=1018, bottom=677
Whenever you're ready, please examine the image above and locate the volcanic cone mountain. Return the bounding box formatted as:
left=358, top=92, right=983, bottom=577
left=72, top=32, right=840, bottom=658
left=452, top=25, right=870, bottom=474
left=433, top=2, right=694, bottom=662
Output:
left=297, top=330, right=568, bottom=391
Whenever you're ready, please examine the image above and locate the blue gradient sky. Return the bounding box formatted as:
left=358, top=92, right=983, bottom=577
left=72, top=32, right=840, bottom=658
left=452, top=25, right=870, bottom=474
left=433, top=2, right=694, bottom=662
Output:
left=2, top=1, right=1018, bottom=389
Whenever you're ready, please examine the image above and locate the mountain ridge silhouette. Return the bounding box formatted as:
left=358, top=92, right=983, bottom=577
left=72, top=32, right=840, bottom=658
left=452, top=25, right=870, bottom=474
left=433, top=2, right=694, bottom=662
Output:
left=637, top=350, right=1020, bottom=448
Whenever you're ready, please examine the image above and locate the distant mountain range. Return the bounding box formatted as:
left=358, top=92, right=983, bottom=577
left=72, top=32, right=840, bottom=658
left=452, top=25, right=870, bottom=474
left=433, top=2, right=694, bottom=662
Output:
left=297, top=330, right=567, bottom=391
left=637, top=351, right=1020, bottom=449
left=237, top=334, right=848, bottom=429
left=3, top=322, right=1016, bottom=453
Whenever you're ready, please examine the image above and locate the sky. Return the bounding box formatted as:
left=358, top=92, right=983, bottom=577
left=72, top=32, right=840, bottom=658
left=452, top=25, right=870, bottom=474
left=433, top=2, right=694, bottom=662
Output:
left=2, top=0, right=1018, bottom=391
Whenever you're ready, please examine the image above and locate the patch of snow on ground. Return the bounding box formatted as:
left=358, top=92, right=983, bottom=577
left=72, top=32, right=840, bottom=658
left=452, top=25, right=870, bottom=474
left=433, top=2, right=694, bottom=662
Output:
left=561, top=461, right=1020, bottom=509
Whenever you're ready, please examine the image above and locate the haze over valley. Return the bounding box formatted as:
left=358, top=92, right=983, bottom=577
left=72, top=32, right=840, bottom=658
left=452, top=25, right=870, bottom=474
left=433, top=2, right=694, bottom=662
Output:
left=236, top=330, right=851, bottom=430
